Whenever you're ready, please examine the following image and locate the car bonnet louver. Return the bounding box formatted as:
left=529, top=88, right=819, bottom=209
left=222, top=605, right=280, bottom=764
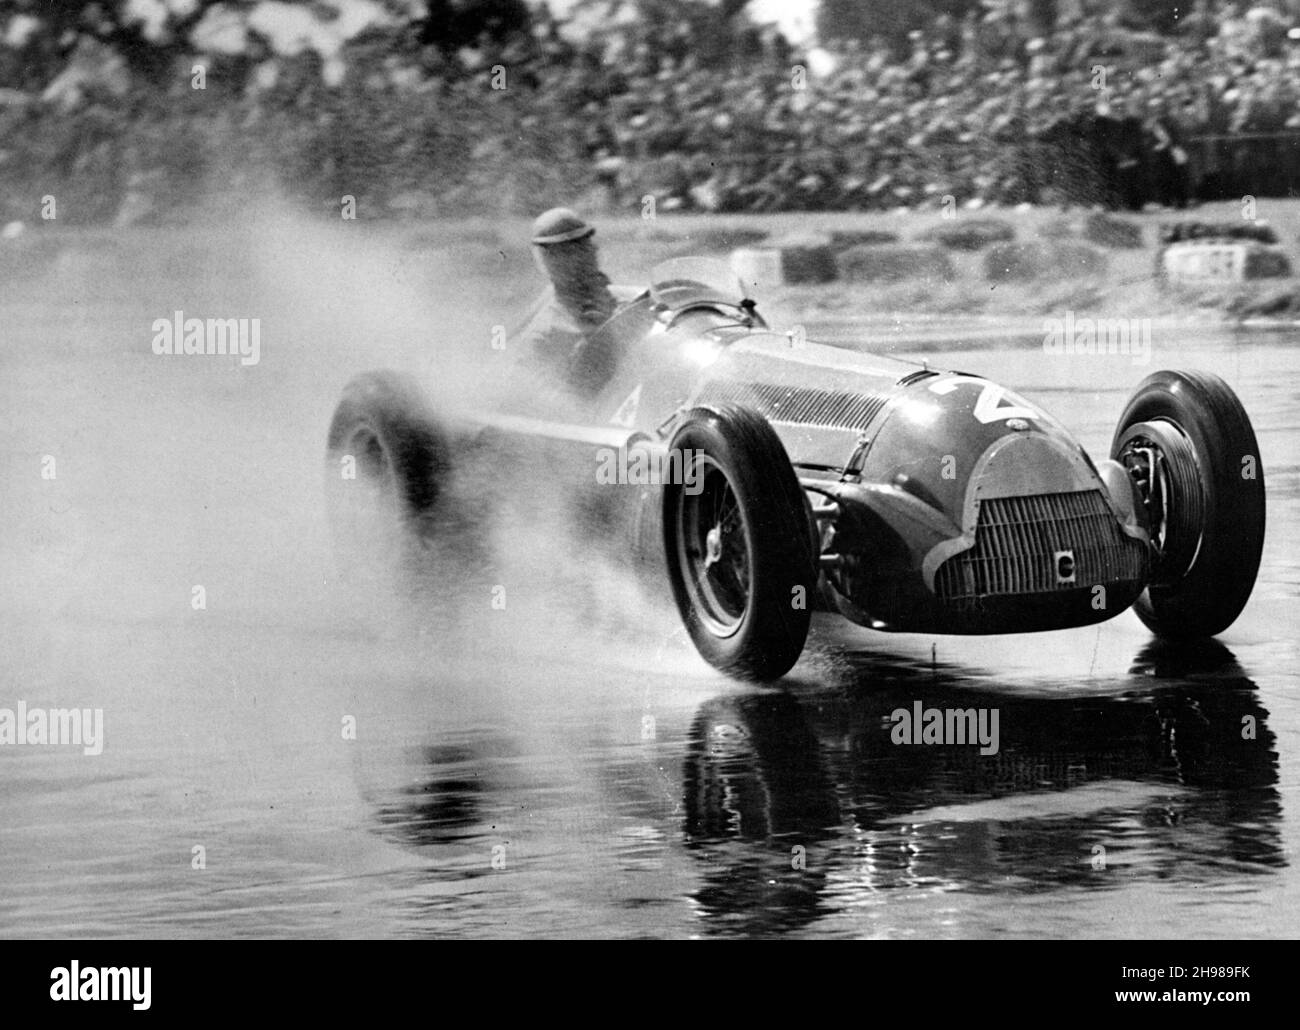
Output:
left=695, top=380, right=891, bottom=432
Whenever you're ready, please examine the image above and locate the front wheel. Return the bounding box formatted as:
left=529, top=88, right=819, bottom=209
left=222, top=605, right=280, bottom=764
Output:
left=663, top=405, right=816, bottom=680
left=1111, top=369, right=1265, bottom=638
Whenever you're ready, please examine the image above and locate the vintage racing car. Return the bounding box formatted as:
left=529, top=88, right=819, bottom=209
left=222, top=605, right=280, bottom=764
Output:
left=325, top=258, right=1266, bottom=680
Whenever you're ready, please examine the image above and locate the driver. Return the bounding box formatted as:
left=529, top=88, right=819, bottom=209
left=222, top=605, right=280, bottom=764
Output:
left=517, top=207, right=621, bottom=392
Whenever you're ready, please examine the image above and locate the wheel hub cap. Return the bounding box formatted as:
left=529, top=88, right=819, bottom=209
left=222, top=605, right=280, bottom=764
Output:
left=704, top=526, right=723, bottom=567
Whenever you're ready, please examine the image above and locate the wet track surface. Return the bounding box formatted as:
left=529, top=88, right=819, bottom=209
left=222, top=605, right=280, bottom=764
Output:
left=1, top=228, right=1297, bottom=937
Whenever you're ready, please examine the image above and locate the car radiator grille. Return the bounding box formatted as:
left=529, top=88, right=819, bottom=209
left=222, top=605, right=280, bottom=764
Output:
left=696, top=380, right=889, bottom=431
left=935, top=490, right=1147, bottom=603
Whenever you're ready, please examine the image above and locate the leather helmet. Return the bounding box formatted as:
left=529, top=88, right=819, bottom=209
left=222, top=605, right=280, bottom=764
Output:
left=531, top=207, right=595, bottom=245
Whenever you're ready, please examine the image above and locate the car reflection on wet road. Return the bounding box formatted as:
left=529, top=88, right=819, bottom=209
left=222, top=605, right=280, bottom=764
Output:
left=357, top=637, right=1282, bottom=938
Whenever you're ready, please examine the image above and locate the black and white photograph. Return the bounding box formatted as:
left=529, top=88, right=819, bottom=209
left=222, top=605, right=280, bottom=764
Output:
left=0, top=0, right=1296, bottom=965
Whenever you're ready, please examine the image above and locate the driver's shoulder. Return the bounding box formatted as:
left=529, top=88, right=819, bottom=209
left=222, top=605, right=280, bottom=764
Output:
left=514, top=285, right=578, bottom=337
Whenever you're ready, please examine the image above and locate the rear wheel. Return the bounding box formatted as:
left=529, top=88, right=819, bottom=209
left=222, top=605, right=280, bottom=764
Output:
left=664, top=405, right=816, bottom=680
left=325, top=371, right=447, bottom=591
left=1111, top=369, right=1265, bottom=638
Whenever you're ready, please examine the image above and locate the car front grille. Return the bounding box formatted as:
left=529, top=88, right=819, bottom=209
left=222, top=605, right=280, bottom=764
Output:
left=696, top=380, right=889, bottom=432
left=935, top=490, right=1148, bottom=604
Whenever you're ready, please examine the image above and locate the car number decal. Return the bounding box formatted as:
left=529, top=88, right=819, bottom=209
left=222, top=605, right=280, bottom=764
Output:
left=929, top=376, right=1039, bottom=425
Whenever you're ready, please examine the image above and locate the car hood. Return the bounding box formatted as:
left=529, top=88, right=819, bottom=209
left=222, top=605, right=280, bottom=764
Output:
left=689, top=331, right=922, bottom=469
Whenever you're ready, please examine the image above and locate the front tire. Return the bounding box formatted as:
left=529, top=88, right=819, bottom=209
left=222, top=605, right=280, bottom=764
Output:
left=1111, top=369, right=1265, bottom=638
left=663, top=405, right=816, bottom=680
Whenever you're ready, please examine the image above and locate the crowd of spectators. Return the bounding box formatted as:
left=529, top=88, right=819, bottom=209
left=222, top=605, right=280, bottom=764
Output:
left=447, top=0, right=1300, bottom=213
left=6, top=1, right=1300, bottom=220
left=490, top=1, right=1300, bottom=213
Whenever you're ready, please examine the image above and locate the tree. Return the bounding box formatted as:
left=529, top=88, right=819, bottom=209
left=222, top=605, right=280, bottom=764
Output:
left=419, top=0, right=535, bottom=51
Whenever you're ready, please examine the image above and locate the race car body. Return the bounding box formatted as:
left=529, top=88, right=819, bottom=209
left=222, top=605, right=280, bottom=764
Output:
left=327, top=258, right=1265, bottom=680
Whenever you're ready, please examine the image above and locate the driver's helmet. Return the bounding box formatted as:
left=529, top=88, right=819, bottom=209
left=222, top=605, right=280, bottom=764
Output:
left=531, top=208, right=596, bottom=246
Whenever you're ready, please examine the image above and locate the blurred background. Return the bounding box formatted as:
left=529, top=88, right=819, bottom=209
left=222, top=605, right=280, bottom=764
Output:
left=5, top=0, right=1300, bottom=225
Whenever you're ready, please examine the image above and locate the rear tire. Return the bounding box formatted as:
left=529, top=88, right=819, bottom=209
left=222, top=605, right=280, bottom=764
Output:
left=663, top=405, right=815, bottom=680
left=325, top=371, right=447, bottom=590
left=1111, top=369, right=1265, bottom=638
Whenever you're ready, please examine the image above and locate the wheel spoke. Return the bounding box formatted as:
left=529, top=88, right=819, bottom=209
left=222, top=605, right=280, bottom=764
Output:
left=677, top=458, right=750, bottom=633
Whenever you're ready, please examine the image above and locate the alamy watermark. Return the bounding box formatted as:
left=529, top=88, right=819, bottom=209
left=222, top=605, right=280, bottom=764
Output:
left=890, top=700, right=1000, bottom=756
left=151, top=310, right=261, bottom=365
left=0, top=702, right=103, bottom=755
left=1042, top=311, right=1151, bottom=366
left=50, top=962, right=150, bottom=1010
left=596, top=446, right=704, bottom=494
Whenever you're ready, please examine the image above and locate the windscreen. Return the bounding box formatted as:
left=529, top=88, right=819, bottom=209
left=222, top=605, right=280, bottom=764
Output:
left=649, top=257, right=749, bottom=312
